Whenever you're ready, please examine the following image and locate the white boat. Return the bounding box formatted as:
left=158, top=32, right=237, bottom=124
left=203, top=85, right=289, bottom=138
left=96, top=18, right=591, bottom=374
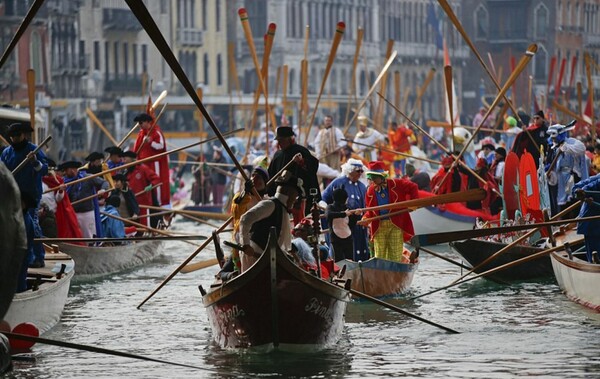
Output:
left=551, top=249, right=600, bottom=312
left=58, top=240, right=163, bottom=279
left=3, top=251, right=74, bottom=334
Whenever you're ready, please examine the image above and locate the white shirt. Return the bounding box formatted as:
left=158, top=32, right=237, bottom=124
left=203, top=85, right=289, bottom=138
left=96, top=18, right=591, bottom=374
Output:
left=353, top=128, right=385, bottom=161
left=40, top=182, right=65, bottom=213
left=239, top=192, right=292, bottom=254
left=314, top=126, right=345, bottom=159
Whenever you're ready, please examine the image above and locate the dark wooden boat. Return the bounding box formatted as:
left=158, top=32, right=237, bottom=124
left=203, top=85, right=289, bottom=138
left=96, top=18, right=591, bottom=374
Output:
left=338, top=258, right=418, bottom=297
left=201, top=229, right=351, bottom=351
left=450, top=228, right=582, bottom=282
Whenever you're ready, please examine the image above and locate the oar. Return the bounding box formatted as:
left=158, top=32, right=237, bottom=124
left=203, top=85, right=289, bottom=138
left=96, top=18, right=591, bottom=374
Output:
left=410, top=213, right=600, bottom=247
left=348, top=289, right=459, bottom=334
left=343, top=138, right=441, bottom=165
left=117, top=90, right=167, bottom=148
left=137, top=155, right=300, bottom=308
left=12, top=135, right=52, bottom=175
left=100, top=211, right=199, bottom=247
left=70, top=187, right=115, bottom=206
left=416, top=246, right=479, bottom=271
left=45, top=129, right=243, bottom=193
left=35, top=235, right=207, bottom=243
left=2, top=332, right=209, bottom=371
left=0, top=0, right=45, bottom=69
left=303, top=21, right=346, bottom=145
left=137, top=205, right=221, bottom=228
left=342, top=51, right=398, bottom=136
left=449, top=200, right=582, bottom=285
left=180, top=258, right=220, bottom=273
left=86, top=107, right=119, bottom=146
left=354, top=188, right=486, bottom=214
left=125, top=1, right=255, bottom=201
left=408, top=240, right=582, bottom=301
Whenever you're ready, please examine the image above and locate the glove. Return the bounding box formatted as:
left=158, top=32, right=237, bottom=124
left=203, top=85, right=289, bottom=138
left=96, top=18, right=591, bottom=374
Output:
left=244, top=179, right=254, bottom=193
left=145, top=184, right=153, bottom=192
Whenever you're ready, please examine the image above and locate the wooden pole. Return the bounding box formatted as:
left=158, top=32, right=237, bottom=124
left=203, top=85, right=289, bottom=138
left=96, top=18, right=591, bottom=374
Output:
left=407, top=67, right=436, bottom=120
left=0, top=0, right=45, bottom=69
left=86, top=108, right=119, bottom=146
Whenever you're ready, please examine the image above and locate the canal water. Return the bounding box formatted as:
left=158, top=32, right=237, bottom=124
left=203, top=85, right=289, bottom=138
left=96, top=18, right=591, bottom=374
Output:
left=6, top=218, right=600, bottom=378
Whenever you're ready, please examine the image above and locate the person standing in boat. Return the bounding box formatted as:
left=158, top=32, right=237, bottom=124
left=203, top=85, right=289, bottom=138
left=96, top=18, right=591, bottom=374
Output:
left=268, top=126, right=319, bottom=223
left=572, top=175, right=600, bottom=263
left=82, top=151, right=114, bottom=189
left=121, top=151, right=161, bottom=228
left=326, top=187, right=359, bottom=262
left=352, top=116, right=385, bottom=162
left=321, top=158, right=370, bottom=261
left=1, top=123, right=48, bottom=267
left=359, top=161, right=418, bottom=261
left=111, top=173, right=140, bottom=220
left=60, top=160, right=109, bottom=239
left=239, top=171, right=304, bottom=272
left=101, top=195, right=126, bottom=241
left=132, top=112, right=171, bottom=210
left=104, top=146, right=124, bottom=171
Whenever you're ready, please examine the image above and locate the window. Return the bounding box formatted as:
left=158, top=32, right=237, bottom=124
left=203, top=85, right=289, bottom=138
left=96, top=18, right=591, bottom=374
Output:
left=104, top=41, right=109, bottom=81
left=202, top=0, right=207, bottom=31
left=245, top=0, right=267, bottom=38
left=204, top=53, right=209, bottom=85
left=94, top=41, right=100, bottom=70
left=216, top=0, right=221, bottom=32
left=123, top=42, right=129, bottom=78
left=142, top=44, right=148, bottom=73
left=217, top=54, right=222, bottom=86
left=30, top=31, right=42, bottom=84
left=534, top=4, right=548, bottom=39
left=533, top=45, right=548, bottom=80
left=475, top=5, right=488, bottom=40
left=114, top=41, right=119, bottom=78
left=133, top=43, right=138, bottom=76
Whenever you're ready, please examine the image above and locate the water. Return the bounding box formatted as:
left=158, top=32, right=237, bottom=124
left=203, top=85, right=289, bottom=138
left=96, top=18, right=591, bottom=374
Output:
left=6, top=219, right=600, bottom=378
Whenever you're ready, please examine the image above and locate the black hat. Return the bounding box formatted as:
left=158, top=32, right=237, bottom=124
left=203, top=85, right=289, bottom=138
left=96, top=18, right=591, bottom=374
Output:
left=275, top=170, right=305, bottom=197
left=482, top=143, right=495, bottom=151
left=112, top=173, right=127, bottom=182
left=534, top=110, right=545, bottom=119
left=133, top=113, right=153, bottom=122
left=495, top=147, right=507, bottom=157
left=7, top=123, right=33, bottom=136
left=104, top=146, right=123, bottom=156
left=106, top=195, right=121, bottom=208
left=85, top=152, right=104, bottom=161
left=57, top=160, right=81, bottom=171
left=46, top=158, right=57, bottom=169
left=121, top=151, right=137, bottom=159
left=332, top=187, right=348, bottom=203
left=517, top=110, right=530, bottom=127
left=275, top=126, right=295, bottom=139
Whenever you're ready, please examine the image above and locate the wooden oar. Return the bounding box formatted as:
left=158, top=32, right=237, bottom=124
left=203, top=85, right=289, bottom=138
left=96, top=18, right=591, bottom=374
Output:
left=342, top=51, right=398, bottom=136
left=552, top=101, right=593, bottom=127
left=0, top=0, right=45, bottom=69
left=138, top=204, right=222, bottom=228
left=407, top=67, right=436, bottom=120
left=354, top=188, right=486, bottom=214
left=408, top=239, right=582, bottom=302
left=445, top=65, right=455, bottom=149
left=125, top=1, right=255, bottom=201
left=437, top=0, right=538, bottom=148
left=417, top=246, right=480, bottom=271
left=137, top=154, right=300, bottom=307
left=348, top=289, right=459, bottom=334
left=100, top=211, right=199, bottom=247
left=12, top=135, right=52, bottom=175
left=2, top=332, right=208, bottom=371
left=304, top=21, right=346, bottom=145
left=35, top=235, right=207, bottom=243
left=410, top=213, right=600, bottom=248
left=70, top=187, right=114, bottom=206
left=86, top=107, right=119, bottom=146
left=449, top=200, right=582, bottom=285
left=45, top=129, right=243, bottom=193
left=180, top=258, right=220, bottom=273
left=135, top=182, right=162, bottom=197
left=117, top=90, right=167, bottom=148
left=343, top=138, right=441, bottom=165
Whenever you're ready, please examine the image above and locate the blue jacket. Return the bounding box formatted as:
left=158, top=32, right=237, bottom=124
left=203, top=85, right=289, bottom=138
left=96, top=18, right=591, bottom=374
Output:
left=573, top=173, right=600, bottom=235
left=1, top=142, right=48, bottom=204
left=101, top=205, right=125, bottom=239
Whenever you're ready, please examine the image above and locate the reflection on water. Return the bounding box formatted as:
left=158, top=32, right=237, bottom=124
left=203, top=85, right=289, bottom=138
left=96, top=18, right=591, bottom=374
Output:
left=5, top=222, right=600, bottom=378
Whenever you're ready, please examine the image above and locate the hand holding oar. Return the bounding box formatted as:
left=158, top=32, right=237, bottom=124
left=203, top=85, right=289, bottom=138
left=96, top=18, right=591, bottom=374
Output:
left=12, top=135, right=52, bottom=175
left=348, top=289, right=459, bottom=334
left=408, top=239, right=583, bottom=302
left=135, top=182, right=162, bottom=197
left=71, top=187, right=114, bottom=206
left=86, top=108, right=118, bottom=146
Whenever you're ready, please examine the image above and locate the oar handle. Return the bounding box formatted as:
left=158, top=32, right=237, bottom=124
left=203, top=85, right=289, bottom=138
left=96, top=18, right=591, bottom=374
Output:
left=223, top=240, right=244, bottom=251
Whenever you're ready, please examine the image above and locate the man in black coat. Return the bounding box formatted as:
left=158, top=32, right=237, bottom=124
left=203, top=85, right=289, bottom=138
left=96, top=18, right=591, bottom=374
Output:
left=268, top=126, right=320, bottom=222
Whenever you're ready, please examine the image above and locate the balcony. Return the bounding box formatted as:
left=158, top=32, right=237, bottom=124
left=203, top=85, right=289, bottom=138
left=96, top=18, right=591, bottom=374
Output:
left=102, top=9, right=142, bottom=32
left=104, top=74, right=143, bottom=93
left=584, top=34, right=600, bottom=47
left=51, top=54, right=88, bottom=76
left=177, top=28, right=203, bottom=47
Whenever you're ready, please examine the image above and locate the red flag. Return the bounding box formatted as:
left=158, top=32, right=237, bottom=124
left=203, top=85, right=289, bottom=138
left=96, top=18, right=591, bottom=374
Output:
left=566, top=56, right=578, bottom=102
left=555, top=58, right=567, bottom=99
left=145, top=95, right=155, bottom=119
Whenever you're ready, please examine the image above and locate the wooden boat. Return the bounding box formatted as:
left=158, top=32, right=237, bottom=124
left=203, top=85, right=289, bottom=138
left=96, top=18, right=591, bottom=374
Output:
left=58, top=240, right=163, bottom=278
left=450, top=228, right=582, bottom=282
left=551, top=249, right=600, bottom=311
left=411, top=190, right=498, bottom=237
left=338, top=257, right=418, bottom=297
left=3, top=249, right=74, bottom=334
left=201, top=229, right=351, bottom=351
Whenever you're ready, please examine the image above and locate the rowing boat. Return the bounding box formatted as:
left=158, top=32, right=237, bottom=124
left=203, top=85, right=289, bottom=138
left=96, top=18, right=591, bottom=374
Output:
left=3, top=250, right=74, bottom=334
left=338, top=257, right=418, bottom=297
left=551, top=249, right=600, bottom=312
left=201, top=228, right=350, bottom=351
left=57, top=240, right=163, bottom=278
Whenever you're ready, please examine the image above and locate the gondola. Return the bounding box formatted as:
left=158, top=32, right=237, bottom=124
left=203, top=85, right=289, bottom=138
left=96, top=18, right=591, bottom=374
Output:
left=201, top=229, right=351, bottom=351
left=338, top=257, right=418, bottom=298
left=551, top=248, right=600, bottom=312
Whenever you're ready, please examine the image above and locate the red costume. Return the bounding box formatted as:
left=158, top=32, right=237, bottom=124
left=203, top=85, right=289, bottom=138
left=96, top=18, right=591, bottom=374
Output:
left=133, top=125, right=171, bottom=207
left=41, top=175, right=84, bottom=243
left=363, top=177, right=419, bottom=241
left=126, top=163, right=161, bottom=227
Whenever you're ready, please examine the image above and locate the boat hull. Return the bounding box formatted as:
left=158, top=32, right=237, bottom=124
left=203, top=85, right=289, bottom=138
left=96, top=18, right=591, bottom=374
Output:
left=551, top=251, right=600, bottom=311
left=203, top=232, right=350, bottom=350
left=4, top=257, right=74, bottom=334
left=339, top=258, right=417, bottom=297
left=58, top=240, right=162, bottom=278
